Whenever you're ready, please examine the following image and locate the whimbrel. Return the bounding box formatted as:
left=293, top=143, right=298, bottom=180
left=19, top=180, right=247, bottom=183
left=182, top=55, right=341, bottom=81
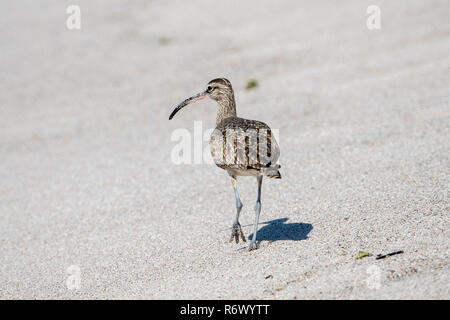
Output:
left=169, top=78, right=281, bottom=250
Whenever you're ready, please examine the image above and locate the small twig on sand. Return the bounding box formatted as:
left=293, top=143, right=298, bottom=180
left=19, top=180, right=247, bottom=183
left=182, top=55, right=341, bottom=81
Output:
left=376, top=250, right=404, bottom=260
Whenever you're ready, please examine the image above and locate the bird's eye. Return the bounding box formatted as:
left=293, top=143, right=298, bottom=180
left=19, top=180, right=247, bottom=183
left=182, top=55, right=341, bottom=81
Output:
left=206, top=86, right=213, bottom=93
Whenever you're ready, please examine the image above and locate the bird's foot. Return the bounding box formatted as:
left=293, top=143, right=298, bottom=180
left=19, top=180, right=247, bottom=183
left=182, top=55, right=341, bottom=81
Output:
left=247, top=241, right=259, bottom=251
left=229, top=222, right=246, bottom=243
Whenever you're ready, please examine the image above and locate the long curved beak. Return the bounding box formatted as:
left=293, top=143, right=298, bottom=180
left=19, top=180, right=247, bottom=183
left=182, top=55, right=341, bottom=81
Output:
left=169, top=92, right=206, bottom=120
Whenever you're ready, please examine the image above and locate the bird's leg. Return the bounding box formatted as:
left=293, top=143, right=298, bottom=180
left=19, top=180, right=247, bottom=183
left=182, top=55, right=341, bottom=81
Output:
left=249, top=175, right=263, bottom=251
left=230, top=176, right=246, bottom=243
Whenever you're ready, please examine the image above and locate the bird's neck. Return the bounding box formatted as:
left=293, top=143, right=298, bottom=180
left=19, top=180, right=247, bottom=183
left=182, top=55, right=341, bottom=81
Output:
left=216, top=95, right=237, bottom=124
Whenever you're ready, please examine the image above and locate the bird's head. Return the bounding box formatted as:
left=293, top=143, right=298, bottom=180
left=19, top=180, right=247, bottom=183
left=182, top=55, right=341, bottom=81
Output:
left=204, top=78, right=234, bottom=103
left=169, top=78, right=234, bottom=120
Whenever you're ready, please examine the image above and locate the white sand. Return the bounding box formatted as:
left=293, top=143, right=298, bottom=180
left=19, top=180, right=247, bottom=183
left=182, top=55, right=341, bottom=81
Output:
left=0, top=0, right=449, bottom=299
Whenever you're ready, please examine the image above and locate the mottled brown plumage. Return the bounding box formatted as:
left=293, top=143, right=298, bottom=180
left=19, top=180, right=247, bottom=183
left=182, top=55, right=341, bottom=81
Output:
left=169, top=78, right=281, bottom=250
left=210, top=117, right=280, bottom=177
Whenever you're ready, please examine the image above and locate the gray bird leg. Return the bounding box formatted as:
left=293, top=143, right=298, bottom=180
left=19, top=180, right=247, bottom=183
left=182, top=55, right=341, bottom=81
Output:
left=230, top=176, right=246, bottom=243
left=249, top=175, right=263, bottom=251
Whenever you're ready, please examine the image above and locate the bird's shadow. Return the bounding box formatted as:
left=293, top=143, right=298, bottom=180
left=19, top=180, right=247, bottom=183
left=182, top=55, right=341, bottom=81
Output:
left=248, top=218, right=312, bottom=244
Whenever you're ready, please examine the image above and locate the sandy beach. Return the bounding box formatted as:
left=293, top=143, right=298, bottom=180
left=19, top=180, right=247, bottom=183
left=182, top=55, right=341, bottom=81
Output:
left=0, top=0, right=449, bottom=299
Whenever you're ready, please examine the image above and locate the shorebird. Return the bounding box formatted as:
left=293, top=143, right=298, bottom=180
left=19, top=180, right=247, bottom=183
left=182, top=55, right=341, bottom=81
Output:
left=169, top=78, right=281, bottom=250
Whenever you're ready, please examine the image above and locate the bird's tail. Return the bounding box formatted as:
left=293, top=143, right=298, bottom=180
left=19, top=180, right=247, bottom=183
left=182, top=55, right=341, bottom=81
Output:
left=260, top=164, right=282, bottom=179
